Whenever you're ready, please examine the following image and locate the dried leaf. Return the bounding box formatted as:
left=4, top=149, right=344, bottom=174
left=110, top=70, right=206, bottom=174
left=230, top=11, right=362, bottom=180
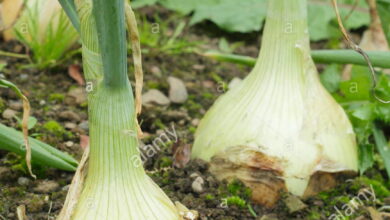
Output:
left=21, top=94, right=35, bottom=179
left=172, top=140, right=191, bottom=168
left=80, top=135, right=89, bottom=150
left=16, top=204, right=27, bottom=220
left=125, top=3, right=143, bottom=115
left=367, top=207, right=383, bottom=220
left=57, top=146, right=89, bottom=220
left=68, top=64, right=85, bottom=86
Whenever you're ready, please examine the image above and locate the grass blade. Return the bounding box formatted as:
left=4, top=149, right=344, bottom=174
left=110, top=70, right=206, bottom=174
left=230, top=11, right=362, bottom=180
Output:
left=372, top=123, right=390, bottom=178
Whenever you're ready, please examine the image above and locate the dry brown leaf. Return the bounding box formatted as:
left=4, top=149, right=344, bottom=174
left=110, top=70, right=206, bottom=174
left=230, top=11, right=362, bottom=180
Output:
left=367, top=207, right=383, bottom=220
left=172, top=140, right=191, bottom=168
left=125, top=3, right=143, bottom=115
left=68, top=64, right=85, bottom=86
left=80, top=135, right=89, bottom=150
left=16, top=204, right=27, bottom=220
left=341, top=0, right=389, bottom=80
left=57, top=146, right=89, bottom=220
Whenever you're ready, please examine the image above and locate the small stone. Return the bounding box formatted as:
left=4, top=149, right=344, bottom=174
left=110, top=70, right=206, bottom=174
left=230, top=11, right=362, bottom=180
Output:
left=168, top=76, right=188, bottom=103
left=313, top=200, right=323, bottom=206
left=191, top=176, right=205, bottom=194
left=284, top=194, right=307, bottom=213
left=59, top=110, right=81, bottom=122
left=189, top=173, right=200, bottom=178
left=150, top=66, right=162, bottom=77
left=17, top=177, right=31, bottom=186
left=258, top=214, right=278, bottom=220
left=62, top=184, right=70, bottom=192
left=66, top=88, right=87, bottom=105
left=202, top=80, right=214, bottom=88
left=142, top=89, right=170, bottom=106
left=228, top=77, right=242, bottom=89
left=191, top=118, right=200, bottom=126
left=19, top=74, right=28, bottom=81
left=39, top=100, right=46, bottom=105
left=9, top=100, right=23, bottom=111
left=33, top=180, right=59, bottom=193
left=192, top=64, right=205, bottom=71
left=64, top=122, right=77, bottom=129
left=0, top=166, right=11, bottom=180
left=2, top=108, right=16, bottom=119
left=78, top=121, right=89, bottom=131
left=65, top=141, right=74, bottom=147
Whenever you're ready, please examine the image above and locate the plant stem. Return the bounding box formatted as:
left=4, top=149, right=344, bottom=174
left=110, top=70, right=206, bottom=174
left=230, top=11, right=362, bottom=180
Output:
left=204, top=50, right=390, bottom=69
left=0, top=50, right=29, bottom=59
left=93, top=0, right=128, bottom=89
left=250, top=0, right=309, bottom=82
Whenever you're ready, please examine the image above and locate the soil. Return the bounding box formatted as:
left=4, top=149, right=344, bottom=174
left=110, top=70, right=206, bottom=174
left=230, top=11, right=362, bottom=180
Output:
left=0, top=5, right=389, bottom=220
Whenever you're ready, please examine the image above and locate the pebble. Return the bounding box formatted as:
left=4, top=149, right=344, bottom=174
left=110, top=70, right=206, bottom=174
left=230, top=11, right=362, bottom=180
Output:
left=65, top=122, right=77, bottom=129
left=59, top=110, right=81, bottom=122
left=19, top=74, right=28, bottom=81
left=258, top=214, right=278, bottom=220
left=168, top=76, right=188, bottom=103
left=191, top=176, right=205, bottom=194
left=65, top=141, right=74, bottom=147
left=2, top=108, right=16, bottom=119
left=284, top=194, right=307, bottom=213
left=192, top=64, right=205, bottom=71
left=202, top=80, right=214, bottom=88
left=142, top=89, right=170, bottom=106
left=33, top=180, right=59, bottom=193
left=17, top=177, right=31, bottom=186
left=66, top=87, right=87, bottom=105
left=0, top=166, right=11, bottom=180
left=9, top=100, right=23, bottom=111
left=62, top=184, right=70, bottom=192
left=228, top=77, right=242, bottom=89
left=190, top=173, right=200, bottom=178
left=39, top=100, right=46, bottom=105
left=150, top=66, right=162, bottom=78
left=191, top=118, right=200, bottom=126
left=78, top=121, right=89, bottom=131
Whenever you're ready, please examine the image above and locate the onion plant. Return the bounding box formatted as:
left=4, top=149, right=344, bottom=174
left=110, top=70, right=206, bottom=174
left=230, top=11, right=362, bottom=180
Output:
left=192, top=0, right=358, bottom=206
left=0, top=123, right=78, bottom=171
left=1, top=0, right=79, bottom=69
left=57, top=0, right=187, bottom=219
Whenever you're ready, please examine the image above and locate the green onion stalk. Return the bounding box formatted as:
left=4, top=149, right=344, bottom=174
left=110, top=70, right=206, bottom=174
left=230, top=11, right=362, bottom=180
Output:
left=192, top=0, right=358, bottom=206
left=57, top=0, right=184, bottom=219
left=10, top=0, right=78, bottom=69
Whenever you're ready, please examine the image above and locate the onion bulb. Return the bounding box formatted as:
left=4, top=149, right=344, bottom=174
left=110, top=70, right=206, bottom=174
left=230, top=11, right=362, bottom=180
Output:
left=192, top=0, right=358, bottom=207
